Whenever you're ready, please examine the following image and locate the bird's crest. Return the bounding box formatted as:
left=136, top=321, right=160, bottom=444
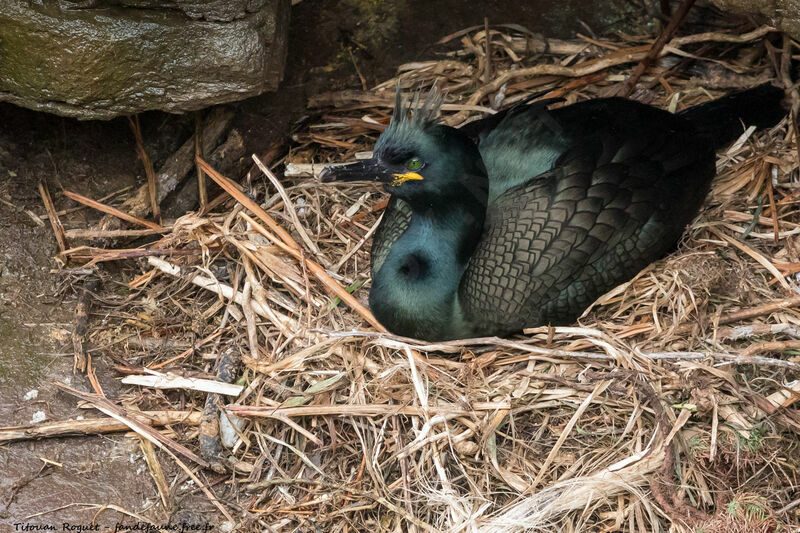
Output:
left=391, top=85, right=444, bottom=127
left=376, top=85, right=444, bottom=156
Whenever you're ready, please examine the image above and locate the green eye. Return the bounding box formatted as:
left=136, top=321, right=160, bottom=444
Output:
left=406, top=158, right=423, bottom=171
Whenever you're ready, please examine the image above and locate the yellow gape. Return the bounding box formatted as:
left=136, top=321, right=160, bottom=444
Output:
left=390, top=172, right=424, bottom=187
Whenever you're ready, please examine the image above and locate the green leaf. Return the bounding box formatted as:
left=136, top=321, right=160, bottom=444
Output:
left=327, top=279, right=365, bottom=309
left=282, top=396, right=310, bottom=408
left=304, top=373, right=346, bottom=394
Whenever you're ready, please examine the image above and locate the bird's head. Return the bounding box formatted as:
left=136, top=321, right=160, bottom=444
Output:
left=320, top=88, right=488, bottom=212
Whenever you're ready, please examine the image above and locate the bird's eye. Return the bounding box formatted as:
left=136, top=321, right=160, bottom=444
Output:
left=406, top=157, right=424, bottom=171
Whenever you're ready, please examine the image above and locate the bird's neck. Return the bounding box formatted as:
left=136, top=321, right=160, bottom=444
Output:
left=370, top=193, right=485, bottom=341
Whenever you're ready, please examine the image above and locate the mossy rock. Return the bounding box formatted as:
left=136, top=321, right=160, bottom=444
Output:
left=0, top=0, right=289, bottom=119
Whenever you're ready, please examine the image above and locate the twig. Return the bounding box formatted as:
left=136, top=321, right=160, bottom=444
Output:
left=38, top=179, right=68, bottom=254
left=741, top=339, right=800, bottom=357
left=710, top=227, right=792, bottom=291
left=197, top=157, right=297, bottom=248
left=713, top=323, right=800, bottom=341
left=128, top=115, right=161, bottom=224
left=195, top=112, right=207, bottom=209
left=529, top=380, right=610, bottom=489
left=63, top=245, right=209, bottom=265
left=252, top=154, right=325, bottom=261
left=122, top=372, right=244, bottom=396
left=150, top=329, right=228, bottom=370
left=139, top=438, right=172, bottom=510
left=63, top=190, right=163, bottom=231
left=64, top=227, right=168, bottom=240
left=0, top=410, right=201, bottom=443
left=332, top=211, right=384, bottom=272
left=618, top=0, right=696, bottom=96
left=684, top=295, right=800, bottom=333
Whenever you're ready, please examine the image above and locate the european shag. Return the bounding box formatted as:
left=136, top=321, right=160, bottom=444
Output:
left=320, top=85, right=785, bottom=341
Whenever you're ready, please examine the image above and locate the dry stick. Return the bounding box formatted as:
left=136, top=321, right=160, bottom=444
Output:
left=121, top=373, right=243, bottom=396
left=332, top=212, right=384, bottom=272
left=195, top=112, right=207, bottom=210
left=766, top=166, right=781, bottom=246
left=618, top=0, right=696, bottom=96
left=714, top=323, right=800, bottom=341
left=741, top=339, right=800, bottom=357
left=197, top=157, right=385, bottom=331
left=63, top=190, right=164, bottom=232
left=63, top=246, right=208, bottom=265
left=204, top=140, right=289, bottom=215
left=197, top=157, right=296, bottom=248
left=38, top=179, right=68, bottom=254
left=128, top=115, right=161, bottom=224
left=139, top=438, right=172, bottom=510
left=52, top=185, right=133, bottom=218
left=65, top=227, right=167, bottom=240
left=252, top=154, right=324, bottom=260
left=150, top=329, right=227, bottom=370
left=0, top=410, right=201, bottom=443
left=227, top=402, right=510, bottom=419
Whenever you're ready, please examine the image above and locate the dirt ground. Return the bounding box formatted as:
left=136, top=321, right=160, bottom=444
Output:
left=0, top=1, right=651, bottom=529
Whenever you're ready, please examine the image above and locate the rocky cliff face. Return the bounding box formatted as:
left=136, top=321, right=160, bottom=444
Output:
left=0, top=0, right=289, bottom=119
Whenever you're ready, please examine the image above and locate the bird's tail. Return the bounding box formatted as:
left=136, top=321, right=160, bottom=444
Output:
left=678, top=83, right=786, bottom=150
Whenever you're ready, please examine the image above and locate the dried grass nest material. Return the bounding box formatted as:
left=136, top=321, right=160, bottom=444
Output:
left=88, top=23, right=800, bottom=533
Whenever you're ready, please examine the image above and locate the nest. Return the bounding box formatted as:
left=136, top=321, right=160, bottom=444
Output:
left=62, top=19, right=800, bottom=533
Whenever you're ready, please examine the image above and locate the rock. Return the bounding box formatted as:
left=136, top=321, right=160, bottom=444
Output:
left=78, top=0, right=270, bottom=22
left=0, top=0, right=289, bottom=120
left=710, top=0, right=800, bottom=40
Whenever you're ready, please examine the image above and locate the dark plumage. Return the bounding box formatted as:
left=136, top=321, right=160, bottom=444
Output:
left=320, top=84, right=786, bottom=341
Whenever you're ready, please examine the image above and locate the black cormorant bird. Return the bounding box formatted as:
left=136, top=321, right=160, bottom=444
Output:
left=320, top=85, right=785, bottom=341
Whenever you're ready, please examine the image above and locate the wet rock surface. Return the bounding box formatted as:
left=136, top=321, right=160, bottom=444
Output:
left=0, top=0, right=289, bottom=119
left=74, top=0, right=269, bottom=22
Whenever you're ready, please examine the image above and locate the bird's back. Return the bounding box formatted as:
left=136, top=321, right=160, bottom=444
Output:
left=462, top=98, right=717, bottom=334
